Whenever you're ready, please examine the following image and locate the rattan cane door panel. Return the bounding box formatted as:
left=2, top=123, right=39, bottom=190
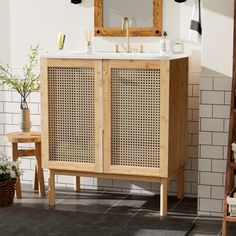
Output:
left=45, top=60, right=101, bottom=172
left=104, top=60, right=165, bottom=177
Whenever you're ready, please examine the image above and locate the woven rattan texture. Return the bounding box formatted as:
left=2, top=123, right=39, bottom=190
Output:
left=0, top=179, right=16, bottom=206
left=110, top=68, right=161, bottom=168
left=48, top=67, right=95, bottom=163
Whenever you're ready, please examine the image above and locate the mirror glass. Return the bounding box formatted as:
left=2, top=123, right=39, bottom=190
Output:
left=103, top=0, right=153, bottom=28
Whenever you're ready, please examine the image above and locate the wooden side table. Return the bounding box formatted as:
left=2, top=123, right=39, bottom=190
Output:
left=5, top=132, right=45, bottom=198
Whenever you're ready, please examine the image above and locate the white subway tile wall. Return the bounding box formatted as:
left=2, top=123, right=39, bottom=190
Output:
left=199, top=76, right=232, bottom=216
left=0, top=72, right=200, bottom=197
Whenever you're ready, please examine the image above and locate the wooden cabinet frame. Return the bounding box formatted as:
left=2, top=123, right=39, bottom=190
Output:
left=94, top=0, right=162, bottom=37
left=41, top=57, right=188, bottom=216
left=103, top=60, right=169, bottom=177
left=41, top=59, right=103, bottom=173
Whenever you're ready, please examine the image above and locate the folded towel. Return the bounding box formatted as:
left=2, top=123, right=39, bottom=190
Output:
left=189, top=0, right=202, bottom=43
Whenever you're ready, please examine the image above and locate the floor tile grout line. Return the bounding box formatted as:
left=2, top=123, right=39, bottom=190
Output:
left=45, top=189, right=107, bottom=210
left=46, top=198, right=65, bottom=209
left=103, top=194, right=129, bottom=214
left=192, top=215, right=199, bottom=224
left=169, top=199, right=182, bottom=211
left=131, top=207, right=143, bottom=218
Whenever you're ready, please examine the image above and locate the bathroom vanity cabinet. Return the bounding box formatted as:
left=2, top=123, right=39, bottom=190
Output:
left=40, top=53, right=188, bottom=216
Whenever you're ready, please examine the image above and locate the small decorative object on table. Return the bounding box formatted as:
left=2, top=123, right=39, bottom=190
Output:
left=83, top=30, right=92, bottom=54
left=173, top=40, right=184, bottom=54
left=160, top=31, right=170, bottom=56
left=0, top=45, right=40, bottom=132
left=0, top=152, right=20, bottom=206
left=58, top=32, right=66, bottom=51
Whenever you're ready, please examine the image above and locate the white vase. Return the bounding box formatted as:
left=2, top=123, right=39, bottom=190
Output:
left=20, top=108, right=31, bottom=132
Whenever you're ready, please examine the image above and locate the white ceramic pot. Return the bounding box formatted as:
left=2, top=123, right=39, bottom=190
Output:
left=20, top=108, right=31, bottom=132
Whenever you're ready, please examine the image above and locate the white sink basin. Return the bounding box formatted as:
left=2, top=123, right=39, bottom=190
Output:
left=42, top=50, right=188, bottom=60
left=95, top=51, right=166, bottom=58
left=68, top=50, right=170, bottom=59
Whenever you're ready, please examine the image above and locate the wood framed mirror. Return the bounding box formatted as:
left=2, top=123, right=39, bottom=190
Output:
left=94, top=0, right=162, bottom=37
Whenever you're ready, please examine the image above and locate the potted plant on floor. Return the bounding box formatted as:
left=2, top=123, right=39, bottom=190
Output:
left=0, top=45, right=40, bottom=132
left=0, top=152, right=20, bottom=206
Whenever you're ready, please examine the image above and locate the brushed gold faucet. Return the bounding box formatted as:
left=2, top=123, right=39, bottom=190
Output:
left=121, top=17, right=131, bottom=53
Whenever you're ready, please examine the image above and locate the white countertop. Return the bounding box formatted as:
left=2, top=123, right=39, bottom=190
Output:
left=41, top=51, right=189, bottom=60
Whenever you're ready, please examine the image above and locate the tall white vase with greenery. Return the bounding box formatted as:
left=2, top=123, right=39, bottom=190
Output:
left=0, top=45, right=40, bottom=132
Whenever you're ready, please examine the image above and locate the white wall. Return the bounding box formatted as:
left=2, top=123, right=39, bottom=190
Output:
left=202, top=0, right=234, bottom=77
left=8, top=0, right=201, bottom=73
left=0, top=0, right=11, bottom=63
left=198, top=0, right=234, bottom=216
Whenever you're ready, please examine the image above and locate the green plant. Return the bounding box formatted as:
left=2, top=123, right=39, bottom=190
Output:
left=0, top=152, right=20, bottom=182
left=0, top=45, right=40, bottom=109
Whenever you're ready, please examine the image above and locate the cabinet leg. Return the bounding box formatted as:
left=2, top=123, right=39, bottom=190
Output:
left=35, top=142, right=45, bottom=196
left=15, top=176, right=22, bottom=199
left=13, top=143, right=22, bottom=199
left=49, top=170, right=55, bottom=206
left=222, top=220, right=227, bottom=236
left=33, top=163, right=38, bottom=190
left=74, top=176, right=80, bottom=192
left=177, top=166, right=184, bottom=200
left=160, top=178, right=168, bottom=217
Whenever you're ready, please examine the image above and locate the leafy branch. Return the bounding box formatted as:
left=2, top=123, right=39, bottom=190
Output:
left=0, top=45, right=40, bottom=109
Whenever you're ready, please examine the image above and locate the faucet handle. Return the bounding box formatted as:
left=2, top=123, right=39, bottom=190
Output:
left=115, top=44, right=120, bottom=53
left=139, top=44, right=144, bottom=53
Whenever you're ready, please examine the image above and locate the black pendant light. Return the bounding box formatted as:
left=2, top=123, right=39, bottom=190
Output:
left=71, top=0, right=82, bottom=4
left=175, top=0, right=186, bottom=2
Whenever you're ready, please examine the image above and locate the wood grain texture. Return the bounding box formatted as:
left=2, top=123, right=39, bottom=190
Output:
left=177, top=166, right=184, bottom=200
left=74, top=176, right=80, bottom=192
left=94, top=0, right=162, bottom=37
left=222, top=1, right=236, bottom=234
left=103, top=60, right=162, bottom=177
left=41, top=59, right=101, bottom=173
left=168, top=58, right=188, bottom=177
left=153, top=0, right=162, bottom=29
left=103, top=60, right=111, bottom=174
left=159, top=61, right=169, bottom=178
left=12, top=143, right=22, bottom=199
left=160, top=178, right=168, bottom=216
left=48, top=169, right=55, bottom=206
left=35, top=142, right=46, bottom=197
left=95, top=60, right=103, bottom=173
left=5, top=132, right=41, bottom=143
left=94, top=0, right=103, bottom=28
left=41, top=57, right=189, bottom=216
left=40, top=58, right=49, bottom=169
left=6, top=133, right=45, bottom=198
left=50, top=169, right=163, bottom=183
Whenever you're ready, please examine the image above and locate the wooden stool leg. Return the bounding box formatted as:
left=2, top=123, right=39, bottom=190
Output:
left=74, top=176, right=80, bottom=192
left=222, top=218, right=227, bottom=236
left=160, top=178, right=168, bottom=217
left=177, top=166, right=184, bottom=200
left=35, top=142, right=45, bottom=196
left=49, top=169, right=55, bottom=206
left=33, top=163, right=38, bottom=190
left=13, top=143, right=22, bottom=199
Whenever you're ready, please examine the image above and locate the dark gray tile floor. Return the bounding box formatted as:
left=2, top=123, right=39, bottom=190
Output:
left=11, top=184, right=236, bottom=236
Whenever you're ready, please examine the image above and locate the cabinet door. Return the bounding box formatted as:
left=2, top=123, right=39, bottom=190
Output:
left=103, top=60, right=169, bottom=177
left=41, top=59, right=103, bottom=173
